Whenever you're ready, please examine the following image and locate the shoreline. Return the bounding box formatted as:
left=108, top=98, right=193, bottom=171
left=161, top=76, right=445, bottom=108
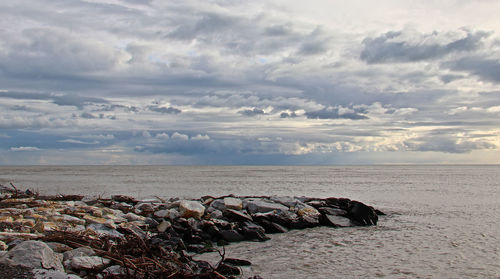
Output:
left=0, top=184, right=383, bottom=278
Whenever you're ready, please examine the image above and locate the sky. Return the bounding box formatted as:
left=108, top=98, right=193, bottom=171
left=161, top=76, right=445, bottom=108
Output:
left=1, top=0, right=500, bottom=165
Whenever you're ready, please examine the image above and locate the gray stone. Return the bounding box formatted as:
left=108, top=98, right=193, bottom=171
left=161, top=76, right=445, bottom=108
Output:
left=101, top=265, right=135, bottom=277
left=224, top=197, right=243, bottom=210
left=270, top=196, right=305, bottom=209
left=179, top=200, right=205, bottom=219
left=63, top=247, right=96, bottom=262
left=157, top=220, right=171, bottom=232
left=0, top=240, right=64, bottom=271
left=71, top=256, right=110, bottom=270
left=62, top=214, right=86, bottom=225
left=209, top=209, right=223, bottom=219
left=123, top=212, right=145, bottom=222
left=324, top=215, right=353, bottom=227
left=33, top=269, right=82, bottom=279
left=208, top=199, right=225, bottom=211
left=154, top=209, right=169, bottom=218
left=244, top=198, right=289, bottom=214
left=87, top=223, right=124, bottom=238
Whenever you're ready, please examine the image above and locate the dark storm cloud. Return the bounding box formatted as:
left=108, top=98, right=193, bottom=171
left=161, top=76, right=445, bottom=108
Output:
left=360, top=29, right=489, bottom=63
left=280, top=112, right=298, bottom=118
left=0, top=91, right=108, bottom=109
left=239, top=108, right=265, bottom=116
left=147, top=105, right=182, bottom=114
left=305, top=108, right=368, bottom=120
left=445, top=56, right=500, bottom=83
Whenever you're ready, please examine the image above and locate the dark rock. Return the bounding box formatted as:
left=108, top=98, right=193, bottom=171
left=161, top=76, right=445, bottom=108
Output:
left=216, top=263, right=240, bottom=276
left=255, top=219, right=288, bottom=234
left=322, top=215, right=353, bottom=227
left=375, top=209, right=386, bottom=215
left=305, top=200, right=328, bottom=208
left=244, top=198, right=289, bottom=214
left=223, top=258, right=252, bottom=266
left=111, top=195, right=138, bottom=204
left=270, top=210, right=299, bottom=228
left=223, top=209, right=253, bottom=222
left=289, top=215, right=319, bottom=229
left=347, top=200, right=378, bottom=225
left=219, top=230, right=245, bottom=242
left=241, top=222, right=269, bottom=241
left=145, top=217, right=159, bottom=227
left=318, top=207, right=347, bottom=216
left=326, top=197, right=351, bottom=210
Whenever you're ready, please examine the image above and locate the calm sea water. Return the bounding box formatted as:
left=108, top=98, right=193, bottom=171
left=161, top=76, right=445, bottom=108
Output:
left=0, top=165, right=499, bottom=278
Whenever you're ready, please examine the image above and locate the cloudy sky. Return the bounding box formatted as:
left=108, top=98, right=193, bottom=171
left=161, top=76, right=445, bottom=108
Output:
left=1, top=0, right=500, bottom=165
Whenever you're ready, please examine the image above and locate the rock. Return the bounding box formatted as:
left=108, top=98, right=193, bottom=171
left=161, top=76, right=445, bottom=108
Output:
left=0, top=232, right=40, bottom=242
left=179, top=200, right=205, bottom=219
left=71, top=256, right=110, bottom=270
left=241, top=222, right=269, bottom=241
left=157, top=220, right=171, bottom=232
left=223, top=208, right=253, bottom=222
left=347, top=200, right=378, bottom=225
left=219, top=229, right=245, bottom=242
left=270, top=196, right=305, bottom=209
left=0, top=240, right=7, bottom=251
left=323, top=215, right=353, bottom=227
left=269, top=210, right=299, bottom=227
left=123, top=212, right=145, bottom=222
left=154, top=209, right=169, bottom=218
left=101, top=265, right=135, bottom=277
left=0, top=240, right=64, bottom=271
left=135, top=202, right=155, bottom=212
left=32, top=269, right=82, bottom=279
left=46, top=242, right=73, bottom=253
left=82, top=215, right=108, bottom=225
left=61, top=215, right=86, bottom=225
left=244, top=198, right=289, bottom=214
left=208, top=199, right=225, bottom=211
left=111, top=195, right=138, bottom=204
left=305, top=200, right=328, bottom=208
left=87, top=223, right=123, bottom=238
left=119, top=222, right=147, bottom=238
left=223, top=197, right=243, bottom=210
left=297, top=206, right=321, bottom=218
left=166, top=208, right=181, bottom=220
left=318, top=207, right=347, bottom=216
left=209, top=209, right=223, bottom=219
left=63, top=247, right=96, bottom=262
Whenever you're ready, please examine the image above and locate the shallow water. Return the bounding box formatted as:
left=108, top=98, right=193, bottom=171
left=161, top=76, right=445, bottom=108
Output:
left=1, top=165, right=499, bottom=278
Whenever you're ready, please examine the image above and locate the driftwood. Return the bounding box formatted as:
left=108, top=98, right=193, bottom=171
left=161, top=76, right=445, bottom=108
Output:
left=41, top=229, right=232, bottom=279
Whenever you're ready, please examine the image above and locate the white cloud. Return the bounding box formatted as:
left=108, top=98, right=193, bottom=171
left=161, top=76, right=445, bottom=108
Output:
left=171, top=132, right=189, bottom=140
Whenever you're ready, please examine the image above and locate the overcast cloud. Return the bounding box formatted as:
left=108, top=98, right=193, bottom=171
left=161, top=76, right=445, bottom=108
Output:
left=1, top=0, right=500, bottom=165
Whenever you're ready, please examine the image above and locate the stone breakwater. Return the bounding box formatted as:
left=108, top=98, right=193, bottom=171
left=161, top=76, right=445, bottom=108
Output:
left=0, top=189, right=383, bottom=279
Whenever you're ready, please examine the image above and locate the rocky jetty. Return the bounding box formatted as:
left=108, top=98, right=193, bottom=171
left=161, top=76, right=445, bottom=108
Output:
left=0, top=184, right=384, bottom=278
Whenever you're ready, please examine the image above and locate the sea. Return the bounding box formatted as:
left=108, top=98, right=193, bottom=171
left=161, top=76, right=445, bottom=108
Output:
left=0, top=165, right=499, bottom=278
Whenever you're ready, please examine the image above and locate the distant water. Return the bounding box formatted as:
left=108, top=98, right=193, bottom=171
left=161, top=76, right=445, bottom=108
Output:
left=1, top=165, right=499, bottom=278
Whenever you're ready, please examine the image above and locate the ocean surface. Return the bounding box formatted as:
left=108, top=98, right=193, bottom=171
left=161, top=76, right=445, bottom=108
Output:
left=0, top=165, right=499, bottom=278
